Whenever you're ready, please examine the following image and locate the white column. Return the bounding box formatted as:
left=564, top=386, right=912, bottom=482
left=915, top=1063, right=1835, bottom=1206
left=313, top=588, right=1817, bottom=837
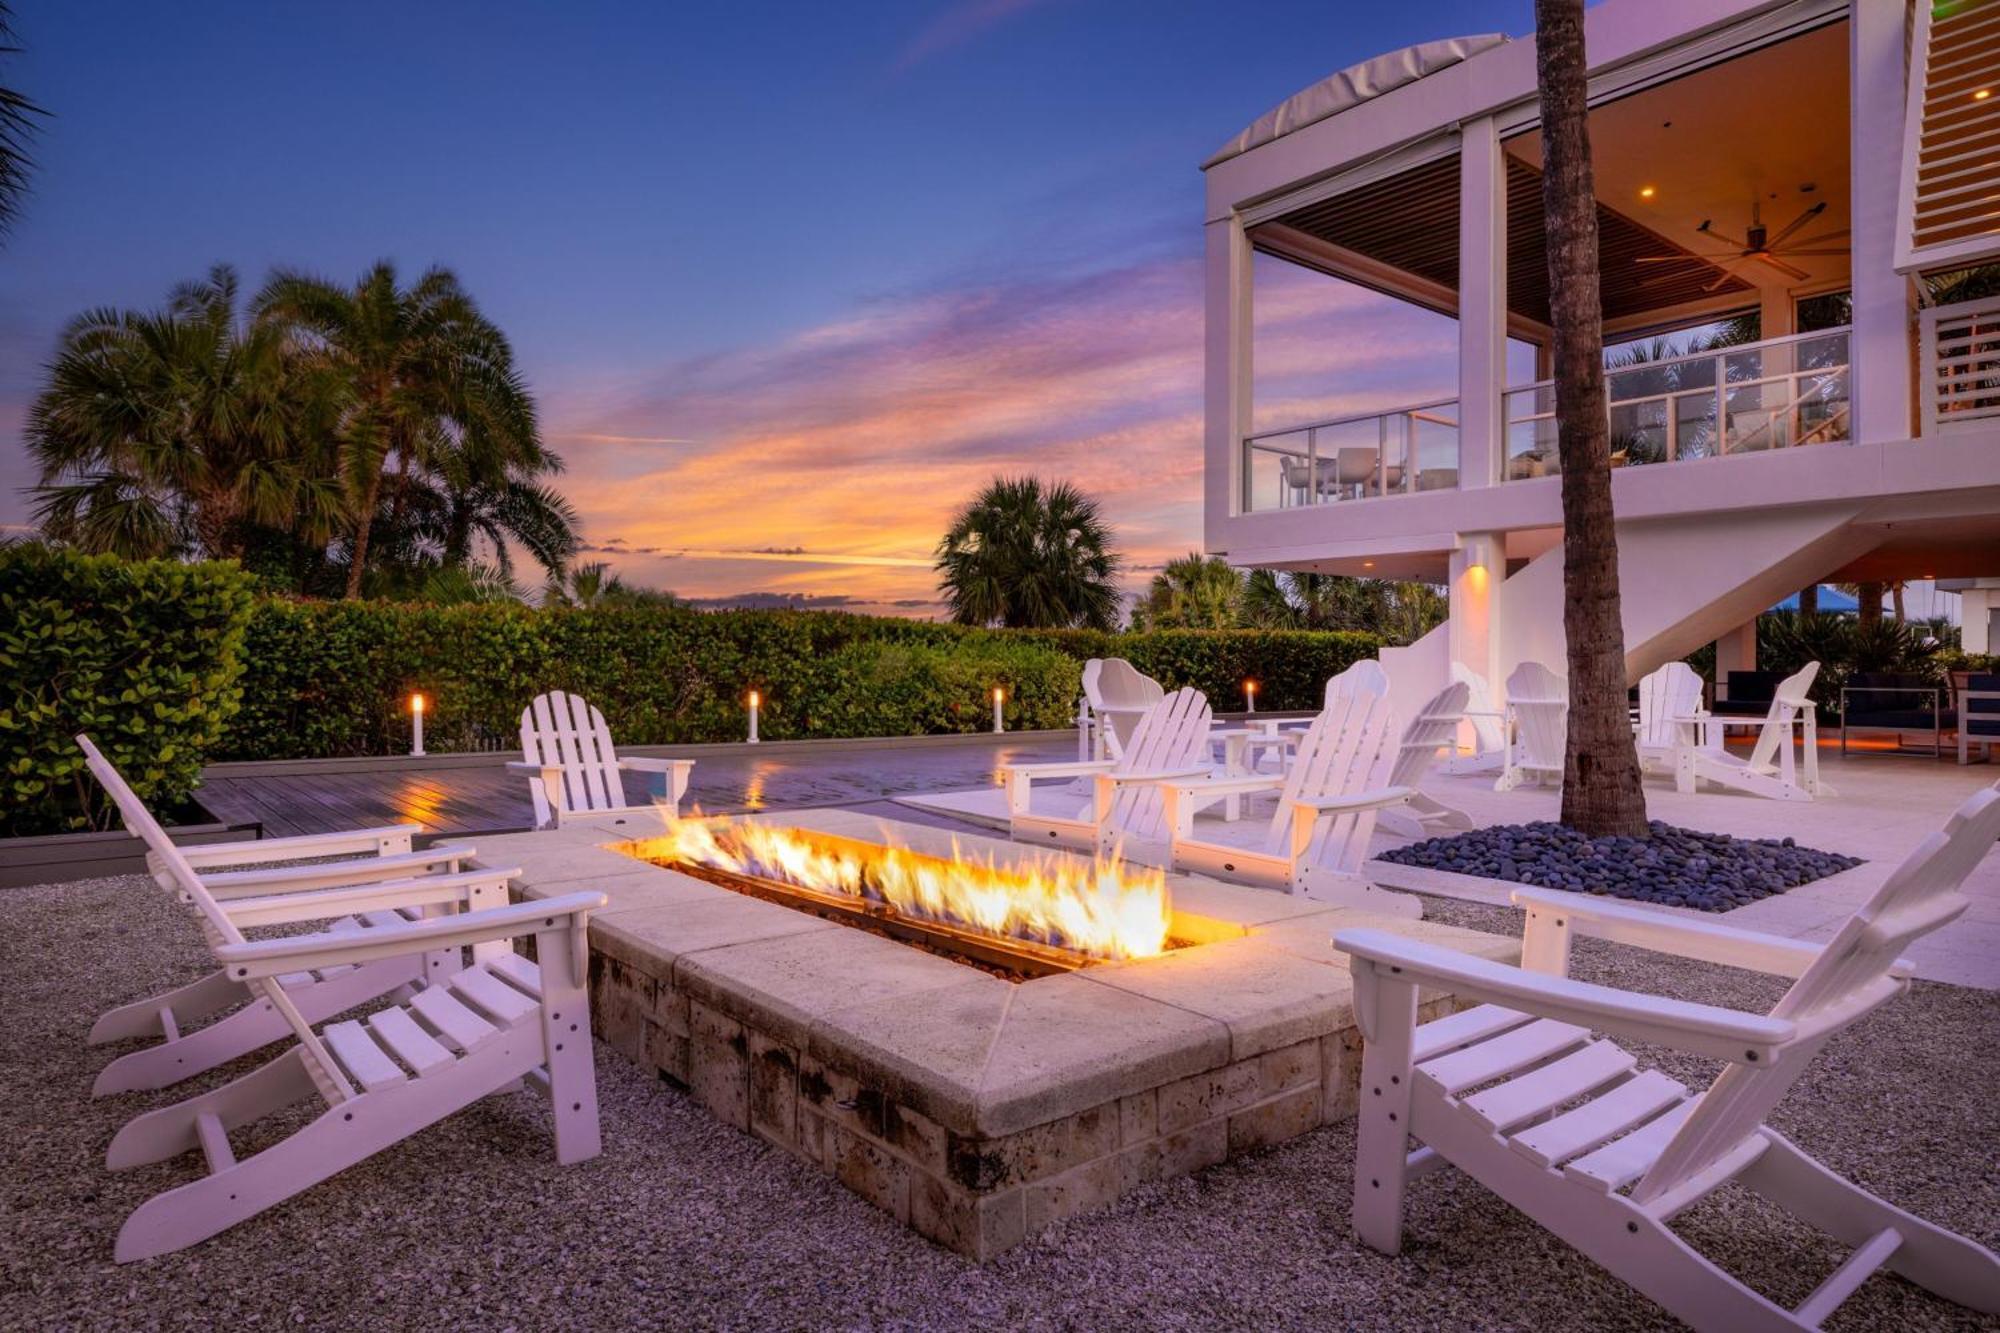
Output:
left=1457, top=117, right=1507, bottom=490
left=1850, top=0, right=1913, bottom=444
left=1714, top=620, right=1757, bottom=682
left=1205, top=213, right=1254, bottom=533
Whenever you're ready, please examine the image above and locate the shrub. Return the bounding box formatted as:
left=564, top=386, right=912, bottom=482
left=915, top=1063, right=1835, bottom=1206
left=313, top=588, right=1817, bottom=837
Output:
left=218, top=602, right=1381, bottom=759
left=1, top=546, right=255, bottom=836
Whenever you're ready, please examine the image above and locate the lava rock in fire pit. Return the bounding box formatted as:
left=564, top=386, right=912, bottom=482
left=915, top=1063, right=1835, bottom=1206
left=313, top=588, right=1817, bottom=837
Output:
left=1377, top=820, right=1861, bottom=912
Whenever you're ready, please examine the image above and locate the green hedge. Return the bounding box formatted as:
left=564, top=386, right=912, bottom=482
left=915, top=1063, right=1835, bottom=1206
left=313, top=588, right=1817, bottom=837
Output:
left=1, top=546, right=255, bottom=835
left=219, top=602, right=1381, bottom=759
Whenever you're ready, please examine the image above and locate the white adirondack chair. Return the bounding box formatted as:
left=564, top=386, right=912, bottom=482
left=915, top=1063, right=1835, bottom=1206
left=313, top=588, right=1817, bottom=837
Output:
left=1633, top=661, right=1705, bottom=775
left=1081, top=657, right=1165, bottom=761
left=1335, top=782, right=2000, bottom=1330
left=1148, top=686, right=1421, bottom=917
left=1443, top=664, right=1508, bottom=774
left=1495, top=661, right=1568, bottom=792
left=78, top=736, right=606, bottom=1263
left=81, top=742, right=508, bottom=1097
left=1676, top=663, right=1832, bottom=802
left=509, top=690, right=694, bottom=830
left=1005, top=687, right=1213, bottom=854
left=1377, top=681, right=1475, bottom=839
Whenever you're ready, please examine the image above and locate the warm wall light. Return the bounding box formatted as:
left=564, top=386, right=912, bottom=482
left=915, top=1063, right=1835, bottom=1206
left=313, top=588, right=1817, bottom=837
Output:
left=409, top=693, right=426, bottom=757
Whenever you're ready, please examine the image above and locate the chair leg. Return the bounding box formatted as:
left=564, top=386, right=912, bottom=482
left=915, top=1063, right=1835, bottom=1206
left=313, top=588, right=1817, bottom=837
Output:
left=89, top=970, right=247, bottom=1045
left=1744, top=1131, right=2000, bottom=1315
left=1352, top=971, right=1417, bottom=1255
left=534, top=925, right=603, bottom=1166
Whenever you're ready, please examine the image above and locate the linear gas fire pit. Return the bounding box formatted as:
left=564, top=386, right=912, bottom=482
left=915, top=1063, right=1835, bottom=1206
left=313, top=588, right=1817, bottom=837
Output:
left=474, top=809, right=1518, bottom=1259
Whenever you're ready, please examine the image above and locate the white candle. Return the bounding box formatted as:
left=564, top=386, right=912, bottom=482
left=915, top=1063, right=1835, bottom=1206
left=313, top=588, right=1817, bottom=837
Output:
left=410, top=693, right=426, bottom=757
left=992, top=686, right=1005, bottom=734
left=747, top=690, right=760, bottom=744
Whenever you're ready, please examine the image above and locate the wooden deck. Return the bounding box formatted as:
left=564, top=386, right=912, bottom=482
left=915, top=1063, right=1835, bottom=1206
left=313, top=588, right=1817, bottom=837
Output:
left=193, top=735, right=1077, bottom=838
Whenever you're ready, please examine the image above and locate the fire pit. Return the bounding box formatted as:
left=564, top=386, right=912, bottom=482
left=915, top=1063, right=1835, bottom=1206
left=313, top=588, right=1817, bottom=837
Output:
left=629, top=819, right=1180, bottom=979
left=476, top=809, right=1519, bottom=1260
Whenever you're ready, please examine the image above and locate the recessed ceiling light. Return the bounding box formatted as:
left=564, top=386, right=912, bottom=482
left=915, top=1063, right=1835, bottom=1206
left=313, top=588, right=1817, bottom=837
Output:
left=1362, top=561, right=1375, bottom=569
left=1639, top=186, right=1656, bottom=199
left=1976, top=89, right=1992, bottom=101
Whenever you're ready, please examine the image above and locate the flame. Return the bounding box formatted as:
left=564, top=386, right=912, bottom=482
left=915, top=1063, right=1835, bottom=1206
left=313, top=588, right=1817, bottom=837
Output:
left=633, top=817, right=1171, bottom=961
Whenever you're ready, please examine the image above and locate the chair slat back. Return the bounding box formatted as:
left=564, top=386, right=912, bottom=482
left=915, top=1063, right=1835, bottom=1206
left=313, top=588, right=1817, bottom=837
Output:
left=1266, top=688, right=1399, bottom=874
left=1085, top=658, right=1166, bottom=757
left=75, top=734, right=356, bottom=1104
left=1387, top=682, right=1470, bottom=790
left=1744, top=662, right=1819, bottom=773
left=1635, top=662, right=1703, bottom=752
left=521, top=691, right=626, bottom=824
left=1326, top=658, right=1391, bottom=709
left=1451, top=664, right=1506, bottom=755
left=1506, top=661, right=1569, bottom=771
left=1632, top=782, right=2000, bottom=1206
left=1108, top=687, right=1211, bottom=842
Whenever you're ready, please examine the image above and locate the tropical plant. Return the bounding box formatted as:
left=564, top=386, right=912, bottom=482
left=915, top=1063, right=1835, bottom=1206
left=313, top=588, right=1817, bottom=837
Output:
left=1535, top=0, right=1649, bottom=837
left=254, top=262, right=557, bottom=598
left=0, top=2, right=46, bottom=239
left=934, top=476, right=1121, bottom=630
left=1238, top=570, right=1445, bottom=644
left=27, top=265, right=347, bottom=560
left=1129, top=553, right=1240, bottom=630
left=544, top=560, right=679, bottom=609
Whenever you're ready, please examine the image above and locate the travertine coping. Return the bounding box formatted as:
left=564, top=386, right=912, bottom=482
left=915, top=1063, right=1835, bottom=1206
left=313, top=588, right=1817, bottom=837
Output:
left=472, top=810, right=1520, bottom=1256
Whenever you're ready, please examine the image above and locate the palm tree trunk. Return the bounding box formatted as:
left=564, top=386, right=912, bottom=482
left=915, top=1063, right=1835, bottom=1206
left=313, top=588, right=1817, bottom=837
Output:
left=1856, top=581, right=1884, bottom=629
left=1536, top=0, right=1649, bottom=838
left=1799, top=583, right=1819, bottom=615
left=343, top=466, right=384, bottom=599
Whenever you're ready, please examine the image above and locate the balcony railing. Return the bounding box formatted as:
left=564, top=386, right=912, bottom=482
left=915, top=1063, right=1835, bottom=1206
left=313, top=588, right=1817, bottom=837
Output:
left=1237, top=327, right=1855, bottom=512
left=1241, top=398, right=1459, bottom=512
left=1503, top=327, right=1852, bottom=480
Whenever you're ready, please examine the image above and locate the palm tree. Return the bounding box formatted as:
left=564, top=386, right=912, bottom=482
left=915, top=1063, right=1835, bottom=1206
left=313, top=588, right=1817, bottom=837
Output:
left=0, top=3, right=48, bottom=240
left=255, top=262, right=549, bottom=598
left=935, top=476, right=1121, bottom=630
left=1130, top=553, right=1240, bottom=630
left=28, top=265, right=345, bottom=559
left=1536, top=0, right=1648, bottom=838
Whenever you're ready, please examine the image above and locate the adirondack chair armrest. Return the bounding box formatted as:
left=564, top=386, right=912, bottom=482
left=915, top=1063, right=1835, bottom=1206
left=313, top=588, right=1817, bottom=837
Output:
left=161, top=823, right=423, bottom=873
left=1461, top=709, right=1507, bottom=719
left=190, top=844, right=481, bottom=901
left=1095, top=766, right=1213, bottom=787
left=1336, top=928, right=1796, bottom=1064
left=617, top=756, right=695, bottom=775
left=1509, top=887, right=1848, bottom=979
left=1292, top=785, right=1413, bottom=815
left=214, top=890, right=606, bottom=980
left=1148, top=771, right=1283, bottom=798
left=1004, top=760, right=1118, bottom=781
left=220, top=866, right=519, bottom=930
left=505, top=759, right=566, bottom=781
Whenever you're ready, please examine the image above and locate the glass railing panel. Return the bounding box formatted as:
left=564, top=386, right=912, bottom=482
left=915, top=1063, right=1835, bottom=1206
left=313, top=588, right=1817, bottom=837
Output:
left=1242, top=429, right=1311, bottom=512
left=1609, top=398, right=1668, bottom=466
left=1412, top=409, right=1460, bottom=491
left=1504, top=383, right=1559, bottom=480
left=1797, top=365, right=1852, bottom=445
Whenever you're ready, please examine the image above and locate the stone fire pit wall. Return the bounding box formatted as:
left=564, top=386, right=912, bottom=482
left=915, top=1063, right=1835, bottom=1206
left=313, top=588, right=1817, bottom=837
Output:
left=473, top=811, right=1519, bottom=1260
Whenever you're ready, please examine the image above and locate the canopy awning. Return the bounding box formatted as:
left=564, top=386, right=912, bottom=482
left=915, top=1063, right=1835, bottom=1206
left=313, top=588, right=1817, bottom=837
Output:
left=1205, top=34, right=1509, bottom=168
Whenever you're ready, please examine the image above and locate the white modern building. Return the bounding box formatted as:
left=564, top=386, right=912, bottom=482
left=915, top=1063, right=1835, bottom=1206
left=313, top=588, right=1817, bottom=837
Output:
left=1202, top=0, right=2000, bottom=714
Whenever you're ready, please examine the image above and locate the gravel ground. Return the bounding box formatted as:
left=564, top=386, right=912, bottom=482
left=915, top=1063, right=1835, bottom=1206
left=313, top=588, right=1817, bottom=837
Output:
left=4, top=875, right=1997, bottom=1332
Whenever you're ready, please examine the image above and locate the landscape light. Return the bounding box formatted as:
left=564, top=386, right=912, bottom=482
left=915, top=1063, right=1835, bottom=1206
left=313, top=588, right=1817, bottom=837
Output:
left=747, top=689, right=761, bottom=745
left=1244, top=680, right=1258, bottom=713
left=410, top=693, right=426, bottom=757
left=993, top=686, right=1006, bottom=734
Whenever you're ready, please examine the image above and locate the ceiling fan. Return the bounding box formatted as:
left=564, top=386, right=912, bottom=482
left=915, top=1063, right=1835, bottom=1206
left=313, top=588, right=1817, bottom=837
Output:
left=1637, top=200, right=1851, bottom=291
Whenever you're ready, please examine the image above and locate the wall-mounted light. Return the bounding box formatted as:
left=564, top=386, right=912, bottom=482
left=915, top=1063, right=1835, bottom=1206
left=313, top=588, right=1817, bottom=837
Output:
left=410, top=693, right=426, bottom=758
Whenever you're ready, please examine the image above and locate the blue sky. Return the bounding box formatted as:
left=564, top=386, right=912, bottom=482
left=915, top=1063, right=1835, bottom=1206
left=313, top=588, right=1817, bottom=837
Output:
left=0, top=0, right=1536, bottom=611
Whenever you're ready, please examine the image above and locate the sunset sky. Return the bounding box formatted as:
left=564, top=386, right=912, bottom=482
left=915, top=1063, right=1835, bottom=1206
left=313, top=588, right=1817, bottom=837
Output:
left=0, top=0, right=1535, bottom=614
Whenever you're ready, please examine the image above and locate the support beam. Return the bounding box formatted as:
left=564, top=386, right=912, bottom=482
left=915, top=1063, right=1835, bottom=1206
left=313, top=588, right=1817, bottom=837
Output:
left=1205, top=214, right=1254, bottom=536
left=1850, top=0, right=1914, bottom=444
left=1457, top=117, right=1507, bottom=491
left=1450, top=533, right=1503, bottom=694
